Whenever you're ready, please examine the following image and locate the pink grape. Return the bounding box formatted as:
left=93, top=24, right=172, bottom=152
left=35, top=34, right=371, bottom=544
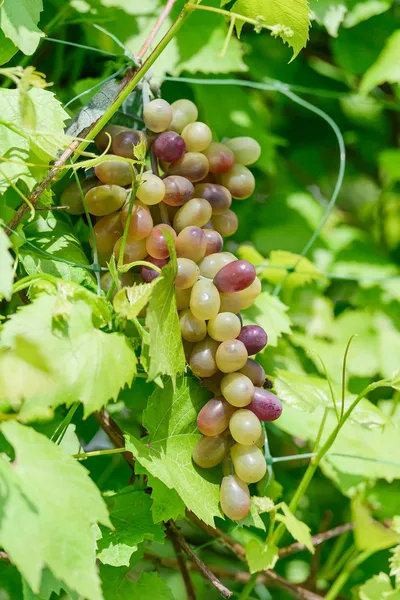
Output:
left=153, top=131, right=186, bottom=162
left=248, top=388, right=282, bottom=422
left=197, top=396, right=236, bottom=437
left=203, top=142, right=235, bottom=174
left=239, top=359, right=266, bottom=387
left=204, top=229, right=223, bottom=255
left=236, top=325, right=268, bottom=355
left=213, top=260, right=256, bottom=293
left=146, top=224, right=177, bottom=259
left=194, top=183, right=232, bottom=215
left=141, top=256, right=169, bottom=282
left=162, top=175, right=194, bottom=206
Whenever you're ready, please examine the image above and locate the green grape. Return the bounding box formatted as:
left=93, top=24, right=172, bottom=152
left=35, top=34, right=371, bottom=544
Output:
left=208, top=312, right=241, bottom=342
left=221, top=372, right=254, bottom=407
left=121, top=200, right=153, bottom=240
left=190, top=279, right=220, bottom=320
left=220, top=164, right=255, bottom=200
left=229, top=409, right=262, bottom=445
left=61, top=177, right=97, bottom=215
left=181, top=121, right=212, bottom=152
left=189, top=336, right=219, bottom=377
left=192, top=431, right=232, bottom=469
left=176, top=226, right=207, bottom=263
left=211, top=210, right=238, bottom=237
left=176, top=287, right=191, bottom=310
left=238, top=277, right=261, bottom=309
left=230, top=443, right=266, bottom=483
left=143, top=99, right=173, bottom=133
left=173, top=198, right=212, bottom=233
left=199, top=252, right=236, bottom=278
left=218, top=292, right=242, bottom=313
left=113, top=236, right=147, bottom=264
left=169, top=99, right=198, bottom=133
left=220, top=474, right=250, bottom=520
left=225, top=137, right=261, bottom=165
left=167, top=152, right=209, bottom=182
left=175, top=258, right=200, bottom=289
left=137, top=172, right=166, bottom=205
left=215, top=339, right=248, bottom=373
left=179, top=308, right=207, bottom=343
left=92, top=212, right=123, bottom=265
left=85, top=185, right=127, bottom=216
left=94, top=156, right=135, bottom=186
left=95, top=125, right=129, bottom=152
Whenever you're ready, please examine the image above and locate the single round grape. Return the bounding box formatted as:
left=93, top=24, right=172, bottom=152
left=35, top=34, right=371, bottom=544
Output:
left=237, top=325, right=268, bottom=355
left=169, top=99, right=198, bottom=133
left=190, top=336, right=219, bottom=377
left=190, top=279, right=220, bottom=321
left=153, top=131, right=186, bottom=163
left=255, top=428, right=266, bottom=449
left=229, top=409, right=262, bottom=445
left=162, top=175, right=194, bottom=207
left=143, top=99, right=173, bottom=133
left=225, top=137, right=261, bottom=166
left=204, top=229, right=223, bottom=256
left=211, top=210, right=239, bottom=237
left=176, top=287, right=191, bottom=310
left=85, top=185, right=127, bottom=216
left=219, top=292, right=242, bottom=313
left=239, top=359, right=266, bottom=387
left=114, top=236, right=147, bottom=264
left=173, top=198, right=212, bottom=233
left=92, top=212, right=123, bottom=264
left=176, top=226, right=207, bottom=263
left=181, top=121, right=212, bottom=152
left=248, top=389, right=283, bottom=422
left=208, top=312, right=241, bottom=342
left=220, top=474, right=250, bottom=520
left=221, top=372, right=254, bottom=407
left=179, top=308, right=207, bottom=343
left=112, top=129, right=147, bottom=159
left=141, top=256, right=168, bottom=282
left=221, top=165, right=255, bottom=199
left=216, top=339, right=248, bottom=373
left=94, top=156, right=135, bottom=187
left=199, top=252, right=236, bottom=279
left=192, top=431, right=232, bottom=469
left=197, top=397, right=236, bottom=437
left=175, top=258, right=200, bottom=289
left=213, top=260, right=256, bottom=293
left=61, top=177, right=97, bottom=215
left=167, top=152, right=209, bottom=183
left=238, top=277, right=261, bottom=309
left=230, top=444, right=266, bottom=483
left=137, top=172, right=165, bottom=205
left=121, top=200, right=153, bottom=240
left=146, top=224, right=177, bottom=259
left=95, top=125, right=129, bottom=152
left=194, top=183, right=232, bottom=215
left=203, top=142, right=235, bottom=174
left=201, top=371, right=224, bottom=395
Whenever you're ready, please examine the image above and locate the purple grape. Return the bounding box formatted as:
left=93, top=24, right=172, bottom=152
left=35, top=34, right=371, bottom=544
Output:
left=236, top=325, right=267, bottom=355
left=248, top=388, right=282, bottom=422
left=239, top=358, right=265, bottom=387
left=141, top=256, right=169, bottom=282
left=194, top=183, right=232, bottom=215
left=153, top=131, right=186, bottom=163
left=213, top=260, right=256, bottom=293
left=204, top=229, right=223, bottom=255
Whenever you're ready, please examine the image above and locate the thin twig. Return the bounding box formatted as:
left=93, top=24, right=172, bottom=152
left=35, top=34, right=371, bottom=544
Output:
left=137, top=0, right=178, bottom=60
left=167, top=524, right=197, bottom=600
left=93, top=409, right=135, bottom=472
left=165, top=521, right=233, bottom=599
left=279, top=523, right=354, bottom=558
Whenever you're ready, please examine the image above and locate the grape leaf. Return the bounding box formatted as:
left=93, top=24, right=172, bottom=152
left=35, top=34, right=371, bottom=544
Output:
left=360, top=29, right=400, bottom=94
left=125, top=376, right=222, bottom=526
left=0, top=561, right=23, bottom=600
left=0, top=29, right=18, bottom=65
left=0, top=0, right=44, bottom=55
left=262, top=250, right=326, bottom=288
left=310, top=0, right=347, bottom=37
left=0, top=223, right=14, bottom=300
left=113, top=280, right=157, bottom=321
left=232, top=0, right=311, bottom=59
left=97, top=488, right=165, bottom=567
left=242, top=292, right=292, bottom=347
left=343, top=0, right=391, bottom=28
left=359, top=572, right=399, bottom=600
left=0, top=421, right=111, bottom=600
left=245, top=539, right=279, bottom=573
left=0, top=294, right=136, bottom=419
left=390, top=547, right=400, bottom=587
left=147, top=475, right=186, bottom=523
left=238, top=496, right=274, bottom=530
left=352, top=496, right=400, bottom=551
left=22, top=569, right=79, bottom=600
left=101, top=569, right=175, bottom=600
left=276, top=503, right=314, bottom=552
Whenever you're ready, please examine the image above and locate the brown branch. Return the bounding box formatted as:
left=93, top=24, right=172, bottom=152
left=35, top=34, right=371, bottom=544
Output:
left=93, top=409, right=135, bottom=472
left=279, top=523, right=354, bottom=558
left=167, top=523, right=197, bottom=600
left=187, top=511, right=245, bottom=560
left=166, top=521, right=232, bottom=599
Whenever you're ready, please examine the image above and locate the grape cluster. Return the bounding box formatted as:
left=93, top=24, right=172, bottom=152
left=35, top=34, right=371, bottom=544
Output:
left=61, top=96, right=283, bottom=521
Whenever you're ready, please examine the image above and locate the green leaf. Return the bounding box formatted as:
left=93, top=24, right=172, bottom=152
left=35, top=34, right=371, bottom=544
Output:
left=145, top=235, right=185, bottom=384
left=232, top=0, right=311, bottom=59
left=97, top=488, right=165, bottom=567
left=242, top=292, right=292, bottom=347
left=101, top=569, right=175, bottom=600
left=390, top=546, right=400, bottom=587
left=0, top=561, right=23, bottom=600
left=147, top=475, right=186, bottom=523
left=22, top=569, right=79, bottom=600
left=343, top=0, right=391, bottom=28
left=239, top=496, right=274, bottom=530
left=310, top=0, right=347, bottom=37
left=0, top=421, right=111, bottom=600
left=126, top=376, right=222, bottom=526
left=277, top=503, right=314, bottom=553
left=245, top=539, right=279, bottom=573
left=0, top=29, right=18, bottom=65
left=262, top=250, right=326, bottom=288
left=0, top=294, right=136, bottom=419
left=352, top=496, right=400, bottom=552
left=379, top=149, right=400, bottom=185
left=0, top=223, right=14, bottom=300
left=360, top=30, right=400, bottom=94
left=359, top=572, right=399, bottom=600
left=0, top=0, right=44, bottom=55
left=113, top=280, right=157, bottom=321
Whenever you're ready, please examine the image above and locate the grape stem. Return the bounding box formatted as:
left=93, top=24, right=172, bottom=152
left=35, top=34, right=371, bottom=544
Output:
left=166, top=522, right=197, bottom=600
left=93, top=409, right=136, bottom=472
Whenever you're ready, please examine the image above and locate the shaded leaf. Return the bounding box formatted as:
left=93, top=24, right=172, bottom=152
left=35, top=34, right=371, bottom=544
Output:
left=0, top=223, right=14, bottom=300
left=360, top=29, right=400, bottom=94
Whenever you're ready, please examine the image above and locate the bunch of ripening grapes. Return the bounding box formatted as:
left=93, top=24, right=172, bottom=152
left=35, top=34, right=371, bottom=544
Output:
left=61, top=97, right=283, bottom=521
